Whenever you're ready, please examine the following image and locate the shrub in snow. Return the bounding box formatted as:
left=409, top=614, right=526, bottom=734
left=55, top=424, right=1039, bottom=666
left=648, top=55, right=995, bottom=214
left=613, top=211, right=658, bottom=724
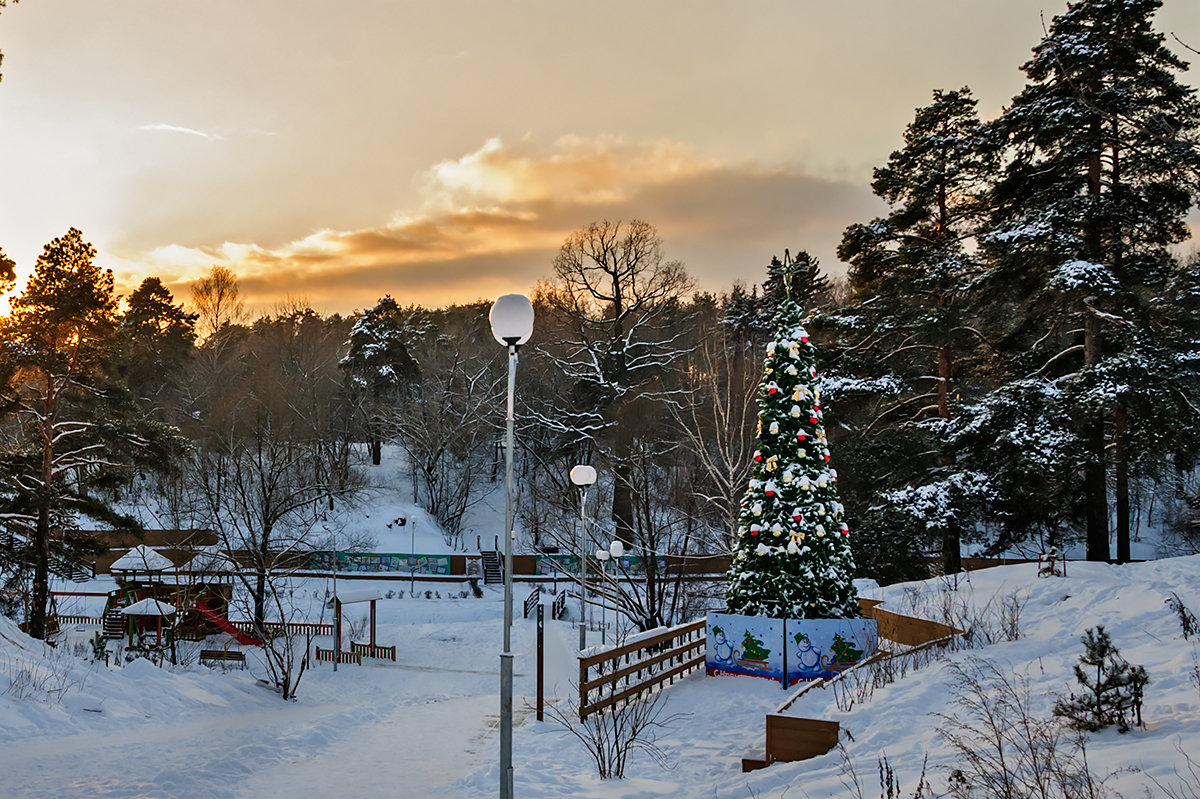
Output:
left=1167, top=592, right=1198, bottom=640
left=1053, top=626, right=1149, bottom=733
left=940, top=658, right=1115, bottom=799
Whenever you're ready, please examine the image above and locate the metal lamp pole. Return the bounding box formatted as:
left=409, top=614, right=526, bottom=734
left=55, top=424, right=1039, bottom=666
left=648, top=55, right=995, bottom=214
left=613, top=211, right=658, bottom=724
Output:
left=569, top=465, right=597, bottom=651
left=490, top=294, right=534, bottom=799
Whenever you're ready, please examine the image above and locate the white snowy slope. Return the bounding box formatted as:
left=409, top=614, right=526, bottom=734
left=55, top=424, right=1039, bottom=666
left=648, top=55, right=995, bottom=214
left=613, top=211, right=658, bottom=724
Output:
left=1, top=557, right=1199, bottom=798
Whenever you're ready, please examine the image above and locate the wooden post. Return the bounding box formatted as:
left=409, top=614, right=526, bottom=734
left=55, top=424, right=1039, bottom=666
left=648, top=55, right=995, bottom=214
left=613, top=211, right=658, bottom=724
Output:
left=536, top=604, right=544, bottom=721
left=370, top=599, right=377, bottom=648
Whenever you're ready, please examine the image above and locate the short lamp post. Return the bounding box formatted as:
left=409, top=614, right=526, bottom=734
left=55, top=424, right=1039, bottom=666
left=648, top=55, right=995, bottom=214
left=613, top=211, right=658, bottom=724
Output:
left=594, top=540, right=624, bottom=645
left=489, top=293, right=534, bottom=799
left=569, top=464, right=597, bottom=651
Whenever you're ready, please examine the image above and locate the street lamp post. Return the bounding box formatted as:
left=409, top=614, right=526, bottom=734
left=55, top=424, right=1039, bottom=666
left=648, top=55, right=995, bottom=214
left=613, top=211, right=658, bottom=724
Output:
left=489, top=294, right=534, bottom=799
left=568, top=465, right=597, bottom=651
left=593, top=540, right=624, bottom=646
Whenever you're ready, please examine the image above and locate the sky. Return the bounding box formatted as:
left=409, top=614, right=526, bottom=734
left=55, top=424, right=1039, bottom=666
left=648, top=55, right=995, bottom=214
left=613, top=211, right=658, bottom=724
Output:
left=1, top=0, right=1199, bottom=315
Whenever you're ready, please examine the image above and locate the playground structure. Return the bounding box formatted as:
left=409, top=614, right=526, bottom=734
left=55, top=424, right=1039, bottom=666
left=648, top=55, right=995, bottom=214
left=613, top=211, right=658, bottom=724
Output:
left=103, top=545, right=243, bottom=649
left=315, top=588, right=397, bottom=664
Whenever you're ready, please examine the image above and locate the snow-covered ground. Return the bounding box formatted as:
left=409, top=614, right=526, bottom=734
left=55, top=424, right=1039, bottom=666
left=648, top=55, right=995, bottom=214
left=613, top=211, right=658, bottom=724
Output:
left=3, top=556, right=1200, bottom=798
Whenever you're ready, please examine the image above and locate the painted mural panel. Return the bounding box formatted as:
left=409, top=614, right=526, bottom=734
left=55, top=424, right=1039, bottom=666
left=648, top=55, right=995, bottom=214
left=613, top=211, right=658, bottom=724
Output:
left=308, top=552, right=452, bottom=574
left=784, top=618, right=878, bottom=685
left=705, top=612, right=785, bottom=683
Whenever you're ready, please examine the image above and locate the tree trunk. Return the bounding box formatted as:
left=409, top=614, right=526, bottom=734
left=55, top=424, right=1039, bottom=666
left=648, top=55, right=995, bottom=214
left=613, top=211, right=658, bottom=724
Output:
left=611, top=458, right=636, bottom=548
left=28, top=506, right=51, bottom=640
left=936, top=344, right=962, bottom=575
left=1083, top=314, right=1110, bottom=561
left=28, top=396, right=57, bottom=641
left=1114, top=404, right=1130, bottom=563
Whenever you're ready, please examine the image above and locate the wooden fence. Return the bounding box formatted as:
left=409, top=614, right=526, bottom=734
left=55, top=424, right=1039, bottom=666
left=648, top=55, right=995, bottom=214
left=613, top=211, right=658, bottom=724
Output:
left=313, top=647, right=362, bottom=665
left=523, top=586, right=541, bottom=619
left=349, top=642, right=397, bottom=661
left=856, top=598, right=961, bottom=647
left=52, top=614, right=103, bottom=626
left=232, top=620, right=334, bottom=637
left=743, top=600, right=965, bottom=772
left=578, top=617, right=705, bottom=720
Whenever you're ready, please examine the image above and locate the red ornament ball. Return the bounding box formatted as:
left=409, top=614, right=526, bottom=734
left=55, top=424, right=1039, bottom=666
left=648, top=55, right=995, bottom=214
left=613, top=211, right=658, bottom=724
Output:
left=809, top=417, right=818, bottom=424
left=796, top=432, right=807, bottom=441
left=801, top=336, right=809, bottom=344
left=767, top=387, right=778, bottom=395
left=753, top=452, right=762, bottom=462
left=764, top=489, right=775, bottom=497
left=823, top=454, right=830, bottom=462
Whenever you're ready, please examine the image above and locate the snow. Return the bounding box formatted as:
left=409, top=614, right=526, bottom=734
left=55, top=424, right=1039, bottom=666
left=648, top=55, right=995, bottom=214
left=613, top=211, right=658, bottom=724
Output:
left=109, top=545, right=175, bottom=572
left=7, top=447, right=1200, bottom=796
left=4, top=558, right=1200, bottom=797
left=120, top=598, right=177, bottom=616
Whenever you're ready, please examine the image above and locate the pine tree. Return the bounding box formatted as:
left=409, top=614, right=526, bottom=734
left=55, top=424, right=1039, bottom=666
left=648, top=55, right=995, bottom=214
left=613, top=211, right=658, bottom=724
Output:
left=982, top=0, right=1200, bottom=560
left=725, top=296, right=858, bottom=620
left=121, top=277, right=197, bottom=417
left=1053, top=626, right=1149, bottom=732
left=340, top=295, right=419, bottom=465
left=1, top=229, right=124, bottom=638
left=836, top=87, right=993, bottom=574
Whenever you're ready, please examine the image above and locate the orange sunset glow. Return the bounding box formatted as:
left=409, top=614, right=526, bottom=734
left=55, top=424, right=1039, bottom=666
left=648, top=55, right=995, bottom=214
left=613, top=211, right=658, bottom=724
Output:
left=2, top=0, right=1198, bottom=313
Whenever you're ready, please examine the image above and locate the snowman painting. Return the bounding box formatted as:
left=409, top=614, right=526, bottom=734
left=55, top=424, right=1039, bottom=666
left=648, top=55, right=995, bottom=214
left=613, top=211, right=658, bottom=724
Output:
left=710, top=624, right=736, bottom=667
left=792, top=630, right=822, bottom=678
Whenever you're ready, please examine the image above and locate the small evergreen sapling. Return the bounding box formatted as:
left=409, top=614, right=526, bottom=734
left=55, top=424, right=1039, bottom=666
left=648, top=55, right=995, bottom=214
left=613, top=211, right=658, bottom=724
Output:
left=1053, top=626, right=1149, bottom=733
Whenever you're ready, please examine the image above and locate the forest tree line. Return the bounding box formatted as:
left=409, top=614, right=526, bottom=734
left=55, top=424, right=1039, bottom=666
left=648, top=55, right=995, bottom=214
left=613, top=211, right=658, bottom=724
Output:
left=2, top=0, right=1200, bottom=637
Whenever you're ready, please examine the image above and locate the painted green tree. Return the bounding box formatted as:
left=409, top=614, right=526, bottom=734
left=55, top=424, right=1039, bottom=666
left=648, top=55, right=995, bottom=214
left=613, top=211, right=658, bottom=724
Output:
left=725, top=295, right=859, bottom=619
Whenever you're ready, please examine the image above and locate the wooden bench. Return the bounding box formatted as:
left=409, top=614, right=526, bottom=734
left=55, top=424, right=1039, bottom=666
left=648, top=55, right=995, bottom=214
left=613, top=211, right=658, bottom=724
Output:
left=200, top=649, right=246, bottom=669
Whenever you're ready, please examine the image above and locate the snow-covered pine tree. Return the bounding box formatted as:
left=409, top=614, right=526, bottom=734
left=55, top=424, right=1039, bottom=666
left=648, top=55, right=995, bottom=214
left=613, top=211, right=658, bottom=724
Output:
left=982, top=0, right=1200, bottom=560
left=340, top=295, right=419, bottom=465
left=835, top=87, right=993, bottom=575
left=725, top=296, right=858, bottom=620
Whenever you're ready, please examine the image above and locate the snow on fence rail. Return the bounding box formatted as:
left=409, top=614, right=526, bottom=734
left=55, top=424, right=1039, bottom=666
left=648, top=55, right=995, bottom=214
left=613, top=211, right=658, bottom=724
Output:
left=578, top=617, right=706, bottom=720
left=231, top=620, right=334, bottom=637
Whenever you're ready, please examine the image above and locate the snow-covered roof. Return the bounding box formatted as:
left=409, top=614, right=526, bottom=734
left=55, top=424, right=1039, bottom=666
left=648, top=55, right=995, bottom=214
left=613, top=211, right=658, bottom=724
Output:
left=333, top=588, right=383, bottom=605
left=170, top=547, right=238, bottom=574
left=110, top=545, right=174, bottom=572
left=121, top=598, right=177, bottom=616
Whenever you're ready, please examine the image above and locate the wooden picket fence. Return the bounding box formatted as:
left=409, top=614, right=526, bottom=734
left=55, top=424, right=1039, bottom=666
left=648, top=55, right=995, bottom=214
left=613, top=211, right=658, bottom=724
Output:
left=349, top=641, right=397, bottom=661
left=53, top=615, right=103, bottom=626
left=578, top=617, right=705, bottom=720
left=313, top=647, right=362, bottom=665
left=232, top=620, right=334, bottom=637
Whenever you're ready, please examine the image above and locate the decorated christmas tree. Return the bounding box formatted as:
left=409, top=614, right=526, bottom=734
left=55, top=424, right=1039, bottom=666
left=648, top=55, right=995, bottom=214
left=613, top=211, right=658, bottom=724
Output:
left=725, top=295, right=859, bottom=619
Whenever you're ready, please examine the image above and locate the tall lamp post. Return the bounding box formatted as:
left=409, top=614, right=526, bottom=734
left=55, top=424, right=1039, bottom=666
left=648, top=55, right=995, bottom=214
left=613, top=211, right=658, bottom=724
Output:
left=489, top=293, right=534, bottom=799
left=569, top=464, right=597, bottom=651
left=594, top=540, right=624, bottom=645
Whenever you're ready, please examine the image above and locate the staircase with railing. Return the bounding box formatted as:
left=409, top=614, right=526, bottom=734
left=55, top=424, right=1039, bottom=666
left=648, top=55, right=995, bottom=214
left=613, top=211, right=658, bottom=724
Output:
left=480, top=550, right=503, bottom=585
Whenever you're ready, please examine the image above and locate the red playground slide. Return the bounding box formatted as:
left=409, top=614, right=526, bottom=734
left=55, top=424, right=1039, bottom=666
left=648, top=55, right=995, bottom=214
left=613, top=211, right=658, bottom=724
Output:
left=194, top=601, right=260, bottom=646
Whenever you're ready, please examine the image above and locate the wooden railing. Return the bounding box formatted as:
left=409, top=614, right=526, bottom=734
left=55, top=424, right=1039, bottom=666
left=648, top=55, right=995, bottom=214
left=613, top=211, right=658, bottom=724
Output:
left=313, top=647, right=362, bottom=665
left=743, top=601, right=965, bottom=772
left=53, top=615, right=103, bottom=626
left=232, top=620, right=334, bottom=637
left=578, top=617, right=705, bottom=720
left=523, top=586, right=541, bottom=619
left=349, top=642, right=397, bottom=661
left=857, top=598, right=962, bottom=647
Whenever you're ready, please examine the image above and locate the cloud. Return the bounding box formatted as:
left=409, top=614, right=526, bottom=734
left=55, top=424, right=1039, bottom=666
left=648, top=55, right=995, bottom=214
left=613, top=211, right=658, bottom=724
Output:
left=137, top=123, right=217, bottom=139
left=110, top=136, right=880, bottom=313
